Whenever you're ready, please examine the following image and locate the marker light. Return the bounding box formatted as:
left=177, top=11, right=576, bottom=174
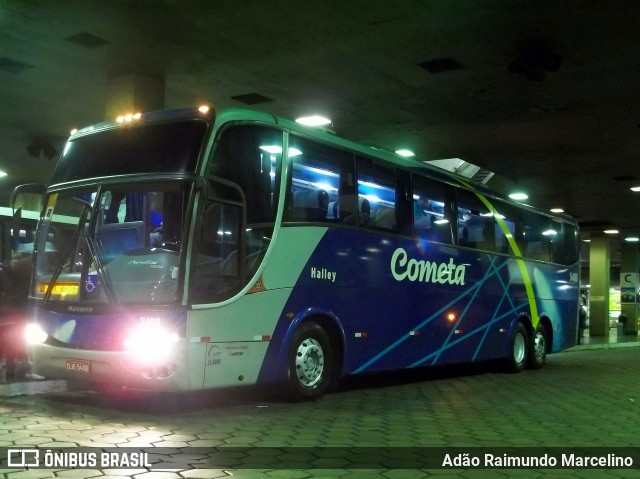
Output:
left=123, top=323, right=179, bottom=362
left=295, top=115, right=332, bottom=127
left=509, top=192, right=528, bottom=201
left=395, top=149, right=415, bottom=157
left=25, top=323, right=48, bottom=345
left=447, top=312, right=456, bottom=322
left=116, top=112, right=142, bottom=123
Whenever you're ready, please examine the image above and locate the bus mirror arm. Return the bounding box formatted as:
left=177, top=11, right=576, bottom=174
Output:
left=194, top=176, right=209, bottom=198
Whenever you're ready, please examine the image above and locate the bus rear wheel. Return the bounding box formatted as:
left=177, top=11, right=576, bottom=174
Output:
left=504, top=322, right=529, bottom=373
left=527, top=323, right=547, bottom=370
left=286, top=321, right=335, bottom=401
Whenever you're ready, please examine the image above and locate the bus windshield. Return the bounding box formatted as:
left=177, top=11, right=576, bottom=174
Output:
left=33, top=181, right=190, bottom=306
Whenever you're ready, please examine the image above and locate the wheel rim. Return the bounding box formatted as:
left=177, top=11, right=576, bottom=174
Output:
left=533, top=331, right=546, bottom=362
left=295, top=338, right=324, bottom=387
left=513, top=332, right=526, bottom=364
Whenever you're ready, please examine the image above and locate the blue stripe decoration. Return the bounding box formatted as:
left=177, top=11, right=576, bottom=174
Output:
left=354, top=255, right=514, bottom=373
left=411, top=301, right=529, bottom=368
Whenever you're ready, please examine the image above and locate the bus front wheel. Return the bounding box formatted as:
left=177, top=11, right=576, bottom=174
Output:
left=504, top=322, right=529, bottom=373
left=286, top=322, right=335, bottom=401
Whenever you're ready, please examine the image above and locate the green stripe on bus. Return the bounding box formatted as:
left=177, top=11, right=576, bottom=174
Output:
left=458, top=180, right=539, bottom=328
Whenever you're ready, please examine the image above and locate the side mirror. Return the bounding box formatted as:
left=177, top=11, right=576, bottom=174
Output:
left=11, top=183, right=45, bottom=216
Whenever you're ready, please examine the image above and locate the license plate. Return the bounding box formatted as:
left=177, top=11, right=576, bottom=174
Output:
left=65, top=359, right=90, bottom=374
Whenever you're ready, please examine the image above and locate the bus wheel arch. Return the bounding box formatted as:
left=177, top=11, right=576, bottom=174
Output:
left=284, top=313, right=343, bottom=401
left=528, top=316, right=552, bottom=370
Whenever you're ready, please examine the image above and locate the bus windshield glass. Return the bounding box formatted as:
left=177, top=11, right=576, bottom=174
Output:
left=51, top=120, right=207, bottom=184
left=33, top=181, right=190, bottom=305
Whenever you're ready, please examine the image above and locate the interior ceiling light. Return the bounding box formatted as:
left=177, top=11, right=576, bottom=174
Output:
left=395, top=149, right=415, bottom=157
left=630, top=186, right=640, bottom=192
left=550, top=208, right=564, bottom=213
left=625, top=237, right=640, bottom=242
left=0, top=170, right=7, bottom=178
left=604, top=229, right=619, bottom=234
left=509, top=192, right=528, bottom=201
left=295, top=115, right=332, bottom=127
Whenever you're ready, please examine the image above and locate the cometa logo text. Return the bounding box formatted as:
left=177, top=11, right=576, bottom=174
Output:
left=390, top=247, right=466, bottom=285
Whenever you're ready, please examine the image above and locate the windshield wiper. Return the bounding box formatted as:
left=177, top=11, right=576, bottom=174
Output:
left=84, top=235, right=117, bottom=303
left=44, top=230, right=80, bottom=303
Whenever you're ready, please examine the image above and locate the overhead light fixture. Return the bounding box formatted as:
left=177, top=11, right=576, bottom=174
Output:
left=625, top=237, right=640, bottom=242
left=509, top=192, right=528, bottom=201
left=395, top=149, right=415, bottom=157
left=0, top=170, right=7, bottom=178
left=550, top=208, right=564, bottom=213
left=295, top=115, right=331, bottom=127
left=630, top=186, right=640, bottom=192
left=604, top=229, right=619, bottom=234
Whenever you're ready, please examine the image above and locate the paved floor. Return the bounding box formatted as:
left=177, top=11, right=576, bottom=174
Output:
left=0, top=338, right=639, bottom=479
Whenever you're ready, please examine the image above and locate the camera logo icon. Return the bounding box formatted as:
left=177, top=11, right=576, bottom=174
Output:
left=7, top=449, right=39, bottom=467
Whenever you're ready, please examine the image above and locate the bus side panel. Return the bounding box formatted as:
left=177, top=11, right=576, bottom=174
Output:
left=258, top=226, right=579, bottom=382
left=192, top=227, right=330, bottom=389
left=189, top=290, right=292, bottom=389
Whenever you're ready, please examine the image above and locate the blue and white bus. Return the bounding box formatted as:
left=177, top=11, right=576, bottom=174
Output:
left=23, top=106, right=580, bottom=400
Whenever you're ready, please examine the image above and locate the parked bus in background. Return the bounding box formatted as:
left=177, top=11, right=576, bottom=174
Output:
left=22, top=106, right=580, bottom=400
left=0, top=189, right=43, bottom=380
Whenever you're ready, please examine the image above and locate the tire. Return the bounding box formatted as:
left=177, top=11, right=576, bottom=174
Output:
left=527, top=323, right=547, bottom=370
left=286, top=322, right=335, bottom=401
left=503, top=322, right=529, bottom=373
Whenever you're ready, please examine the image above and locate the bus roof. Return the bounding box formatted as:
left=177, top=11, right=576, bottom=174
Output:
left=66, top=106, right=576, bottom=225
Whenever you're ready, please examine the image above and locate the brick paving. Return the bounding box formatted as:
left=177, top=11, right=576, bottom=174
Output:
left=0, top=346, right=638, bottom=478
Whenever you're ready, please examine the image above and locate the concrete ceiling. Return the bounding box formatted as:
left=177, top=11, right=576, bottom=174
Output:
left=2, top=0, right=640, bottom=266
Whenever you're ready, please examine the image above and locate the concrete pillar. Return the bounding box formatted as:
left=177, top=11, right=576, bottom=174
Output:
left=104, top=74, right=165, bottom=120
left=588, top=236, right=610, bottom=337
left=620, top=242, right=639, bottom=335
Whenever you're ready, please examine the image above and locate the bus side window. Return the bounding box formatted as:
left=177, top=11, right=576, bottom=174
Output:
left=412, top=175, right=453, bottom=244
left=191, top=200, right=242, bottom=304
left=356, top=156, right=396, bottom=230
left=285, top=136, right=354, bottom=225
left=521, top=211, right=552, bottom=262
left=493, top=201, right=526, bottom=256
left=456, top=189, right=495, bottom=252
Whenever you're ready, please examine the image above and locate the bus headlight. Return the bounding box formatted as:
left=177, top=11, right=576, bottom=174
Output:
left=123, top=324, right=179, bottom=362
left=25, top=323, right=48, bottom=345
